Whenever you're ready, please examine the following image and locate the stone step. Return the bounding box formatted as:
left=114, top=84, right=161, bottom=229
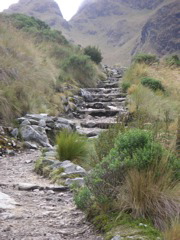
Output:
left=81, top=121, right=117, bottom=129
left=77, top=127, right=104, bottom=137
left=83, top=100, right=126, bottom=109
left=77, top=108, right=125, bottom=117
left=83, top=88, right=120, bottom=93
left=90, top=93, right=124, bottom=98
left=98, top=82, right=119, bottom=88
left=85, top=97, right=126, bottom=103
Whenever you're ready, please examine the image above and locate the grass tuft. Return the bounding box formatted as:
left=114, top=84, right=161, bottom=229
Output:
left=116, top=168, right=180, bottom=230
left=56, top=129, right=88, bottom=162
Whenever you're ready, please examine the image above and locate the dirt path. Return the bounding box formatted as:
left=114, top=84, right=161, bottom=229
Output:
left=0, top=150, right=103, bottom=240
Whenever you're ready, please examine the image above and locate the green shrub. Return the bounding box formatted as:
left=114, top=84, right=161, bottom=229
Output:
left=133, top=53, right=158, bottom=65
left=56, top=129, right=88, bottom=162
left=84, top=45, right=103, bottom=64
left=141, top=77, right=165, bottom=92
left=62, top=54, right=97, bottom=87
left=85, top=129, right=168, bottom=208
left=165, top=55, right=180, bottom=67
left=122, top=82, right=131, bottom=92
left=94, top=124, right=125, bottom=161
left=74, top=186, right=92, bottom=210
left=8, top=14, right=68, bottom=44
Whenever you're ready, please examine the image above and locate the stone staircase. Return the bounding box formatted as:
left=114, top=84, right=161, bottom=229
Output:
left=73, top=67, right=128, bottom=137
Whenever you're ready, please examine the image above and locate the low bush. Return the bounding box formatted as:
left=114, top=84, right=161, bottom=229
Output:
left=85, top=129, right=164, bottom=209
left=94, top=123, right=125, bottom=161
left=141, top=77, right=165, bottom=92
left=107, top=129, right=164, bottom=171
left=84, top=45, right=103, bottom=64
left=121, top=82, right=131, bottom=92
left=62, top=54, right=97, bottom=87
left=56, top=129, right=88, bottom=162
left=133, top=53, right=158, bottom=65
left=74, top=186, right=92, bottom=210
left=77, top=129, right=179, bottom=228
left=165, top=55, right=180, bottom=67
left=9, top=13, right=68, bottom=44
left=163, top=221, right=180, bottom=240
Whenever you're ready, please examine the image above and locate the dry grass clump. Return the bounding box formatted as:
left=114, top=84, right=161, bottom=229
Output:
left=163, top=221, right=180, bottom=240
left=116, top=168, right=180, bottom=230
left=0, top=20, right=59, bottom=123
left=123, top=61, right=180, bottom=149
left=0, top=14, right=102, bottom=123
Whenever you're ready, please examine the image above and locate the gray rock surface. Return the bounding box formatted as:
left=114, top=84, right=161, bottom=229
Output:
left=0, top=192, right=19, bottom=209
left=65, top=178, right=85, bottom=187
left=0, top=151, right=103, bottom=240
left=20, top=125, right=51, bottom=148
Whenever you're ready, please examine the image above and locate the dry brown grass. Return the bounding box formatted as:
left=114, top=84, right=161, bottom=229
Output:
left=0, top=20, right=61, bottom=123
left=123, top=62, right=180, bottom=148
left=116, top=168, right=180, bottom=230
left=163, top=221, right=180, bottom=240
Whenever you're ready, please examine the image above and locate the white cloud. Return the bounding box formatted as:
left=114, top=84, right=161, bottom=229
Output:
left=0, top=0, right=85, bottom=21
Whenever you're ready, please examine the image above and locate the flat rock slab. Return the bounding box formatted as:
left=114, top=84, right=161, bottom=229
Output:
left=15, top=183, right=69, bottom=192
left=0, top=192, right=19, bottom=209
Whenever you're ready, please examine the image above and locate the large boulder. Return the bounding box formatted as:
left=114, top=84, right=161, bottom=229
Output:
left=20, top=125, right=51, bottom=148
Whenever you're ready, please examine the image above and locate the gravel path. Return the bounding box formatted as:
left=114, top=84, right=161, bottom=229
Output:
left=0, top=151, right=103, bottom=240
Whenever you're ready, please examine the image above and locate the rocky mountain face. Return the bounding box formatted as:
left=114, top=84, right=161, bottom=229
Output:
left=133, top=0, right=180, bottom=56
left=4, top=0, right=180, bottom=65
left=4, top=0, right=70, bottom=31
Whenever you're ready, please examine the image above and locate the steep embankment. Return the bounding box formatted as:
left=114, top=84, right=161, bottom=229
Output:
left=0, top=14, right=101, bottom=124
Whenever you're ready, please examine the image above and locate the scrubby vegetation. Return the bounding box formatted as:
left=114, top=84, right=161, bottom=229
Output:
left=74, top=128, right=179, bottom=238
left=165, top=55, right=180, bottom=67
left=141, top=77, right=165, bottom=92
left=73, top=54, right=180, bottom=239
left=0, top=13, right=102, bottom=124
left=84, top=45, right=103, bottom=65
left=133, top=53, right=158, bottom=65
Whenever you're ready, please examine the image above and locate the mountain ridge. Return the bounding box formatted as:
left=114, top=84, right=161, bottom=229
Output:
left=3, top=0, right=180, bottom=65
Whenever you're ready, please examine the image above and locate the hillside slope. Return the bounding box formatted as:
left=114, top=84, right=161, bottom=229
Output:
left=0, top=14, right=101, bottom=123
left=4, top=0, right=70, bottom=32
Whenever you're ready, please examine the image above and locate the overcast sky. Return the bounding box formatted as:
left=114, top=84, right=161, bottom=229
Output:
left=0, top=0, right=84, bottom=20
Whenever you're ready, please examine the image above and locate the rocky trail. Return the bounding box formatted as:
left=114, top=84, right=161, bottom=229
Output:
left=74, top=66, right=127, bottom=137
left=0, top=66, right=127, bottom=240
left=0, top=151, right=103, bottom=240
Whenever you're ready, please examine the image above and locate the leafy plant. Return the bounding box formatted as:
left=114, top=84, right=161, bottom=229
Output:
left=121, top=82, right=131, bottom=92
left=74, top=186, right=92, bottom=210
left=94, top=123, right=125, bottom=161
left=133, top=53, right=158, bottom=65
left=141, top=77, right=165, bottom=92
left=84, top=45, right=103, bottom=64
left=56, top=129, right=88, bottom=162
